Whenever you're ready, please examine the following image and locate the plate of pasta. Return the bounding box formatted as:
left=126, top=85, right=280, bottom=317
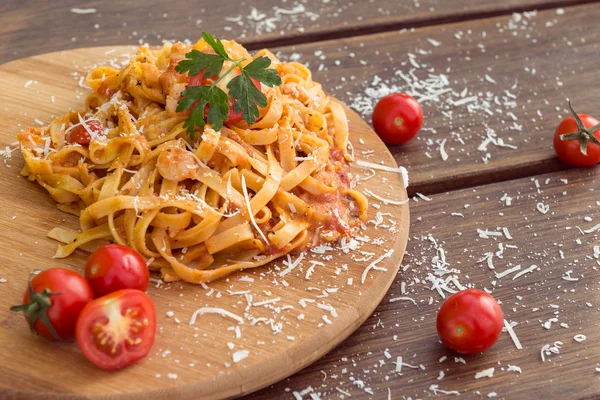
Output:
left=0, top=37, right=409, bottom=399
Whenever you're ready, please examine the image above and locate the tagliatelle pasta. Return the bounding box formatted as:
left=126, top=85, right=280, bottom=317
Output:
left=17, top=38, right=368, bottom=284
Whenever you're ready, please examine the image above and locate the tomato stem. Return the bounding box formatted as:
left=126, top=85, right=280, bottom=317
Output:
left=560, top=100, right=600, bottom=156
left=10, top=281, right=63, bottom=340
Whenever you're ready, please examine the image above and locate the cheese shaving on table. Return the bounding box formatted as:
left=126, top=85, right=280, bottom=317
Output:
left=512, top=264, right=539, bottom=280
left=477, top=228, right=503, bottom=238
left=507, top=365, right=522, bottom=373
left=474, top=367, right=495, bottom=379
left=189, top=307, right=244, bottom=325
left=495, top=265, right=521, bottom=279
left=574, top=334, right=587, bottom=343
left=335, top=388, right=351, bottom=396
left=389, top=296, right=417, bottom=305
left=429, top=385, right=460, bottom=396
left=439, top=138, right=449, bottom=161
left=361, top=249, right=394, bottom=283
left=503, top=319, right=523, bottom=350
left=70, top=8, right=97, bottom=14
left=415, top=193, right=432, bottom=202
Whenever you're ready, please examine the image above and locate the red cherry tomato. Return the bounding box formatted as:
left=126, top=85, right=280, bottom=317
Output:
left=436, top=289, right=504, bottom=355
left=10, top=268, right=94, bottom=340
left=553, top=105, right=600, bottom=167
left=188, top=73, right=205, bottom=87
left=85, top=244, right=149, bottom=298
left=76, top=289, right=156, bottom=370
left=372, top=93, right=423, bottom=145
left=65, top=120, right=104, bottom=146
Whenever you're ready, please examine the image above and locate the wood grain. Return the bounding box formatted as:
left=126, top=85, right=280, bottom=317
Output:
left=0, top=48, right=409, bottom=399
left=271, top=3, right=600, bottom=195
left=2, top=0, right=599, bottom=64
left=250, top=167, right=600, bottom=399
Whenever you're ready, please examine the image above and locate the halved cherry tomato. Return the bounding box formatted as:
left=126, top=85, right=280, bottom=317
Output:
left=66, top=120, right=104, bottom=146
left=436, top=289, right=504, bottom=355
left=85, top=244, right=149, bottom=298
left=76, top=289, right=156, bottom=370
left=553, top=102, right=600, bottom=167
left=11, top=268, right=94, bottom=340
left=372, top=93, right=423, bottom=145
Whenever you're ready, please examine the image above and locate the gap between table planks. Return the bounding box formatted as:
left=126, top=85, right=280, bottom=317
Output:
left=250, top=167, right=600, bottom=400
left=0, top=46, right=410, bottom=400
left=268, top=2, right=600, bottom=197
left=2, top=0, right=600, bottom=63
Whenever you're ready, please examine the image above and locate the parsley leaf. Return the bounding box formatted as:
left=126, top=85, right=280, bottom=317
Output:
left=175, top=49, right=225, bottom=80
left=182, top=102, right=207, bottom=138
left=242, top=57, right=282, bottom=87
left=175, top=32, right=232, bottom=78
left=177, top=85, right=229, bottom=137
left=228, top=72, right=268, bottom=125
left=175, top=33, right=283, bottom=136
left=201, top=32, right=231, bottom=60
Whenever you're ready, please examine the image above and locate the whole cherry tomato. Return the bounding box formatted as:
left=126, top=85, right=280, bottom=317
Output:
left=553, top=102, right=600, bottom=167
left=76, top=289, right=156, bottom=370
left=372, top=93, right=423, bottom=145
left=85, top=244, right=149, bottom=298
left=11, top=268, right=94, bottom=340
left=436, top=289, right=504, bottom=355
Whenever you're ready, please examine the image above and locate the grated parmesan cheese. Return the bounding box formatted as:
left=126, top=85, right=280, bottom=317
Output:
left=189, top=307, right=244, bottom=325
left=355, top=160, right=409, bottom=188
left=361, top=249, right=394, bottom=284
left=503, top=319, right=523, bottom=350
left=474, top=367, right=495, bottom=379
left=232, top=350, right=249, bottom=363
left=70, top=8, right=97, bottom=14
left=241, top=174, right=269, bottom=244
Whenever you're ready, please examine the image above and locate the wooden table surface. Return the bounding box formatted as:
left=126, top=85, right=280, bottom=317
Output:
left=2, top=1, right=600, bottom=398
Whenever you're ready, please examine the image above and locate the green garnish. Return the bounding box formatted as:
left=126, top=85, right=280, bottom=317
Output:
left=175, top=32, right=282, bottom=138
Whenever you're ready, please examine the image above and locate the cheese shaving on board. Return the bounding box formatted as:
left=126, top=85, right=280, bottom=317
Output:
left=361, top=249, right=394, bottom=284
left=364, top=189, right=409, bottom=206
left=355, top=160, right=409, bottom=188
left=189, top=307, right=244, bottom=325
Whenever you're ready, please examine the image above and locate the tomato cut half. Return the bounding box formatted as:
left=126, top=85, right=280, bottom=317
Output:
left=76, top=289, right=156, bottom=370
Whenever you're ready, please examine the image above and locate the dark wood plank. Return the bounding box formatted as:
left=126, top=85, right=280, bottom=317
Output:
left=250, top=166, right=600, bottom=399
left=270, top=3, right=600, bottom=196
left=1, top=0, right=598, bottom=64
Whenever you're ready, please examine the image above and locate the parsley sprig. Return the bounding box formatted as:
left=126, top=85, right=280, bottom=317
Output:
left=175, top=32, right=282, bottom=138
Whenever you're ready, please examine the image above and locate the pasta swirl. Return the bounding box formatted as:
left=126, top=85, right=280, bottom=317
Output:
left=17, top=39, right=368, bottom=283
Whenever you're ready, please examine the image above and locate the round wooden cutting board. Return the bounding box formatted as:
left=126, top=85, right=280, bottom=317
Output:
left=0, top=46, right=409, bottom=399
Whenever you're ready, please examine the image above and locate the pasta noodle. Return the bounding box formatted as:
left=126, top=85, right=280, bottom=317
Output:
left=17, top=38, right=368, bottom=283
